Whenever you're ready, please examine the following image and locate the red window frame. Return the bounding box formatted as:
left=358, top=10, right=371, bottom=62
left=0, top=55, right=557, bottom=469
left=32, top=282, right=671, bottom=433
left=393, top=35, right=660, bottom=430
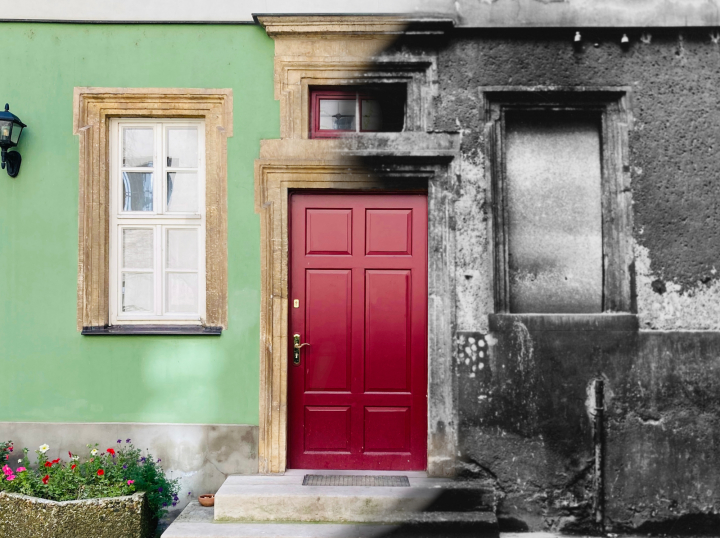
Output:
left=310, top=90, right=381, bottom=139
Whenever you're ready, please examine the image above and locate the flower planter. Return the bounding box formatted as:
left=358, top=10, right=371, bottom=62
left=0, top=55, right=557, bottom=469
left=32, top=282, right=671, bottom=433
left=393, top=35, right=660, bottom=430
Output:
left=0, top=491, right=153, bottom=538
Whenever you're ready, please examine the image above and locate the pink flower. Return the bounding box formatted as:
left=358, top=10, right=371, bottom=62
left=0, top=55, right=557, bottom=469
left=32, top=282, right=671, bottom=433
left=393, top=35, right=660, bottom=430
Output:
left=16, top=467, right=26, bottom=473
left=6, top=474, right=15, bottom=481
left=2, top=465, right=11, bottom=476
left=127, top=480, right=135, bottom=485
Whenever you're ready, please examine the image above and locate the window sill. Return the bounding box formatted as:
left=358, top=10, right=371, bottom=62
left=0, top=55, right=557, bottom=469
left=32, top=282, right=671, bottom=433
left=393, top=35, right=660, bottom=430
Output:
left=488, top=313, right=638, bottom=332
left=81, top=325, right=222, bottom=336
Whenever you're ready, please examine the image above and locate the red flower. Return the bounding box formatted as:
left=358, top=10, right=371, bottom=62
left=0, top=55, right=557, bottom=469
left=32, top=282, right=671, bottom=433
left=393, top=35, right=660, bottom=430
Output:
left=42, top=474, right=49, bottom=484
left=68, top=452, right=73, bottom=458
left=71, top=464, right=76, bottom=470
left=51, top=458, right=60, bottom=465
left=97, top=469, right=104, bottom=476
left=107, top=448, right=115, bottom=456
left=44, top=462, right=52, bottom=468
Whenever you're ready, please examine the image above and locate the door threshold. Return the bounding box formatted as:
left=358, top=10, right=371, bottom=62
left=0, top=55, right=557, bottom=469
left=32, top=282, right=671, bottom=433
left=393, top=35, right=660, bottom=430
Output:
left=284, top=469, right=429, bottom=478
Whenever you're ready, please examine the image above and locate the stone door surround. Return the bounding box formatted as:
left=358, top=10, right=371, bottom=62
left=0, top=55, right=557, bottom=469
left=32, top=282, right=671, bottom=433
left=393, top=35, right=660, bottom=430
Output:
left=255, top=15, right=459, bottom=476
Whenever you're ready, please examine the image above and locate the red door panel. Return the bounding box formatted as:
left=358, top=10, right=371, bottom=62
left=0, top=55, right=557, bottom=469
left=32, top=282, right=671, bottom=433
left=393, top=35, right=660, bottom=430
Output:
left=364, top=407, right=411, bottom=452
left=306, top=209, right=353, bottom=255
left=305, top=407, right=352, bottom=451
left=288, top=193, right=427, bottom=470
left=365, top=209, right=413, bottom=255
left=305, top=270, right=352, bottom=392
left=365, top=270, right=411, bottom=392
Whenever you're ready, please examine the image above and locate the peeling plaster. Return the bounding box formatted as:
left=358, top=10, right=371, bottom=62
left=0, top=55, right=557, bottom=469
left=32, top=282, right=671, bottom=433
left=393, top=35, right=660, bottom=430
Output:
left=636, top=242, right=720, bottom=330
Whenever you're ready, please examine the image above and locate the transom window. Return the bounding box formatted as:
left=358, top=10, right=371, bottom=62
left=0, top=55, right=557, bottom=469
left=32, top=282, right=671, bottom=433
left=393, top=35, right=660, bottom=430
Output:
left=109, top=119, right=206, bottom=324
left=309, top=86, right=406, bottom=138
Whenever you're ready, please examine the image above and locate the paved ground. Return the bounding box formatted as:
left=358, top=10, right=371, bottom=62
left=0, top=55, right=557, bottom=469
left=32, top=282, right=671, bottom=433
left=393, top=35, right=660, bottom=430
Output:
left=161, top=505, right=657, bottom=538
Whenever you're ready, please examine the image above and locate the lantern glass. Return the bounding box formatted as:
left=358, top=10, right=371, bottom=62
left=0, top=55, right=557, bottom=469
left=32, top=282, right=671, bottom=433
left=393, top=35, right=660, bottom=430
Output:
left=10, top=123, right=22, bottom=146
left=0, top=120, right=12, bottom=146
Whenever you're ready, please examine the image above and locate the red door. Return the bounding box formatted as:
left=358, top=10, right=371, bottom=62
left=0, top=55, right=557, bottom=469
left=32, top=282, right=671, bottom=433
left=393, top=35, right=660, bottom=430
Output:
left=288, top=193, right=428, bottom=470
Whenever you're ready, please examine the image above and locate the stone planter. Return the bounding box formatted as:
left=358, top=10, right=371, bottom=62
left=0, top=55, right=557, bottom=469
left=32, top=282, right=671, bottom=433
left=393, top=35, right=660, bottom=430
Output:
left=0, top=491, right=153, bottom=538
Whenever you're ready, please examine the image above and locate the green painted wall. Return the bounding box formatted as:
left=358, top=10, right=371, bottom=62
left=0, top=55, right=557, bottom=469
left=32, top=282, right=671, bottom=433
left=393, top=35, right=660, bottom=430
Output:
left=0, top=23, right=279, bottom=425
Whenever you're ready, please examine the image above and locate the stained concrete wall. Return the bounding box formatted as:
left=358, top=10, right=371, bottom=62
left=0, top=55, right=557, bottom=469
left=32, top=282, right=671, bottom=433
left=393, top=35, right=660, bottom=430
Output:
left=384, top=27, right=720, bottom=532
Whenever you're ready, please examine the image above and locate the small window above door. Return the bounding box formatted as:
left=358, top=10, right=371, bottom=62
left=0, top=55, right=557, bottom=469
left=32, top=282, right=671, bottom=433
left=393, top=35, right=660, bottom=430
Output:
left=309, top=86, right=405, bottom=138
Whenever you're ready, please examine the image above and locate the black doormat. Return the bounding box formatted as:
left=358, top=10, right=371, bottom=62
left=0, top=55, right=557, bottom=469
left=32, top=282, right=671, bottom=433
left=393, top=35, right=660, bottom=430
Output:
left=302, top=474, right=410, bottom=487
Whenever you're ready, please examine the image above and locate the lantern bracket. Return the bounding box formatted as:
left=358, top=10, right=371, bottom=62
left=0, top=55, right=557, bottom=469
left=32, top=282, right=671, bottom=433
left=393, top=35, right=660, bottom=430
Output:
left=1, top=148, right=21, bottom=178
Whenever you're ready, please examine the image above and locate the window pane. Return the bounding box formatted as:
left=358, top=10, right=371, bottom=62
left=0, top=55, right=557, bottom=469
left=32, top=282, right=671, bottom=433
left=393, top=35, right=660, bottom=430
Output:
left=319, top=99, right=356, bottom=130
left=361, top=99, right=383, bottom=131
left=122, top=128, right=154, bottom=167
left=505, top=112, right=603, bottom=313
left=166, top=273, right=198, bottom=313
left=122, top=229, right=153, bottom=269
left=122, top=272, right=154, bottom=313
left=166, top=228, right=198, bottom=270
left=167, top=172, right=198, bottom=213
left=122, top=172, right=154, bottom=212
left=166, top=127, right=198, bottom=168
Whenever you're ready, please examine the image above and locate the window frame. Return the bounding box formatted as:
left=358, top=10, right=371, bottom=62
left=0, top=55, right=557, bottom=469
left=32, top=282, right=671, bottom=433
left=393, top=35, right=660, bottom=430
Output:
left=74, top=87, right=232, bottom=335
left=309, top=89, right=386, bottom=138
left=109, top=119, right=207, bottom=325
left=484, top=89, right=634, bottom=315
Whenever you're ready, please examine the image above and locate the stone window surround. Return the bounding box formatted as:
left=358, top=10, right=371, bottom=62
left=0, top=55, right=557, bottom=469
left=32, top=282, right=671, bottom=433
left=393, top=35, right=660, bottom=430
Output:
left=74, top=87, right=232, bottom=334
left=280, top=63, right=435, bottom=140
left=258, top=15, right=446, bottom=140
left=483, top=87, right=635, bottom=317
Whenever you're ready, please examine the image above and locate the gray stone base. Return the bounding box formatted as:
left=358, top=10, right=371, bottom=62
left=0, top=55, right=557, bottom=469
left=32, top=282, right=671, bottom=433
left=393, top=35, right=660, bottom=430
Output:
left=0, top=422, right=258, bottom=519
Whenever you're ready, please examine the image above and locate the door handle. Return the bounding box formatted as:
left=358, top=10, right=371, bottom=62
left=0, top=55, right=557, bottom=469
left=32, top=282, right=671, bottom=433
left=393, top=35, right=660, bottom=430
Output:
left=293, top=334, right=310, bottom=366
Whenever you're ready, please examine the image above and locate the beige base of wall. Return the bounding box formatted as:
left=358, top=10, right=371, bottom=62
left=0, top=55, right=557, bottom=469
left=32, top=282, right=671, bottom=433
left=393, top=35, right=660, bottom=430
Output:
left=0, top=422, right=257, bottom=519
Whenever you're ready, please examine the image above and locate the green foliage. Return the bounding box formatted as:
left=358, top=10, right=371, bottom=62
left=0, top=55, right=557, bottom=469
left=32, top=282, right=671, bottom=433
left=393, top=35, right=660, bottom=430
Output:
left=0, top=441, right=12, bottom=467
left=0, top=440, right=180, bottom=521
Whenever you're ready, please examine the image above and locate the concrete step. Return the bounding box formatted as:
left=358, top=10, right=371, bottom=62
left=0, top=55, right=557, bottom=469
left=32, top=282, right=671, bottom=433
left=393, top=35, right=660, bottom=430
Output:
left=163, top=502, right=499, bottom=538
left=214, top=471, right=495, bottom=523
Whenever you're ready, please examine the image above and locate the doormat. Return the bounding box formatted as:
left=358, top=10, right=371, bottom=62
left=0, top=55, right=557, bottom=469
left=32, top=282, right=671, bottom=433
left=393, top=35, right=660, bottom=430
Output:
left=302, top=475, right=410, bottom=487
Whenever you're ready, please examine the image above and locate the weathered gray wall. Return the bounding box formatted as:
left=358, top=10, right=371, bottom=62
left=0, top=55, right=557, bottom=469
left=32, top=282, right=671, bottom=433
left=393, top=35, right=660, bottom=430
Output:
left=387, top=28, right=720, bottom=532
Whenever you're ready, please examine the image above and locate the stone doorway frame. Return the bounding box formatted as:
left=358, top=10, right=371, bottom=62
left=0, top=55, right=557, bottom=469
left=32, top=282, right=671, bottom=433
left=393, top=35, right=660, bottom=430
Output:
left=255, top=146, right=459, bottom=476
left=254, top=15, right=459, bottom=476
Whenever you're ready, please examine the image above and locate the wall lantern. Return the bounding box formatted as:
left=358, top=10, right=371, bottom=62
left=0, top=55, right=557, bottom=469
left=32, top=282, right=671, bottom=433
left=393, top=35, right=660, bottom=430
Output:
left=0, top=104, right=26, bottom=178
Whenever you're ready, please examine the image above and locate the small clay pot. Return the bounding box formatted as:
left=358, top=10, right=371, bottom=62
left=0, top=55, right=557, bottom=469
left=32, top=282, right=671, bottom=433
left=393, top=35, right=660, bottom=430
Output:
left=198, top=494, right=215, bottom=507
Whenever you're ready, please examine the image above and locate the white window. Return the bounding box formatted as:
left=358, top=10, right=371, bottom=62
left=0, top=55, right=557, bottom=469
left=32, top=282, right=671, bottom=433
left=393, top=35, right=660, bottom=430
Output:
left=109, top=119, right=206, bottom=325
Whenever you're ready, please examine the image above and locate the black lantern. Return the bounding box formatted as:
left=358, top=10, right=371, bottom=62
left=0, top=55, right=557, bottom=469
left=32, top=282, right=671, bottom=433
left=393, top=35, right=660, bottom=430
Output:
left=0, top=104, right=26, bottom=178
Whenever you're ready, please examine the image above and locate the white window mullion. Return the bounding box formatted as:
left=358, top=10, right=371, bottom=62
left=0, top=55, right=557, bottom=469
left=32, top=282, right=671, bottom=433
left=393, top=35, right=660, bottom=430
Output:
left=156, top=224, right=163, bottom=317
left=355, top=93, right=360, bottom=133
left=155, top=123, right=162, bottom=218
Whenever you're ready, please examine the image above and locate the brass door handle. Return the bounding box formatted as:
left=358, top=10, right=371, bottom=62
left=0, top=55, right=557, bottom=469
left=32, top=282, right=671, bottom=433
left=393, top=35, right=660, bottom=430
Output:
left=293, top=334, right=309, bottom=366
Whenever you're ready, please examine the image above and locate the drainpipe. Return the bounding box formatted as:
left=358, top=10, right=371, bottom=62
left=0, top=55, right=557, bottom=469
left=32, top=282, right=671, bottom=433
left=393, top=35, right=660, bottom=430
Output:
left=593, top=377, right=605, bottom=532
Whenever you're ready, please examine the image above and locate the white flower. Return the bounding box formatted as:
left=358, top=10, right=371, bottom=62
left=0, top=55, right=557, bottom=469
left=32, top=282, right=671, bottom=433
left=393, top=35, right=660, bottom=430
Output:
left=72, top=455, right=79, bottom=461
left=18, top=458, right=22, bottom=463
left=39, top=444, right=49, bottom=454
left=91, top=448, right=98, bottom=456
